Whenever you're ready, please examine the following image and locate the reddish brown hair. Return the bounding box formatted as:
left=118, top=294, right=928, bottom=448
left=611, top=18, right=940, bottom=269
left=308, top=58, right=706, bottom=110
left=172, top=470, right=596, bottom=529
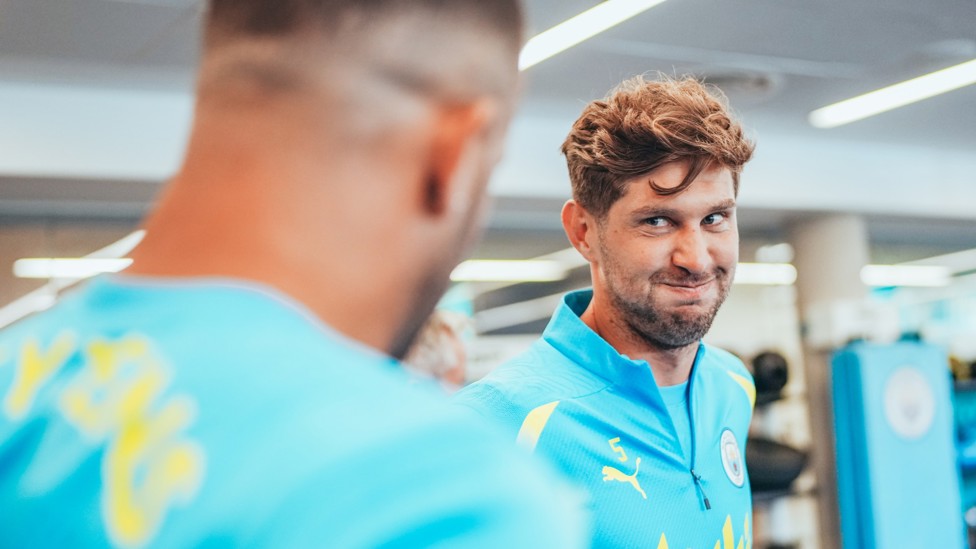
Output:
left=562, top=75, right=754, bottom=217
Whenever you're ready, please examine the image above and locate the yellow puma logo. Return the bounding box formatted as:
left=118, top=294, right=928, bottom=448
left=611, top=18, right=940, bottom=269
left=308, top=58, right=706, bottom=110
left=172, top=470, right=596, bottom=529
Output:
left=602, top=457, right=646, bottom=499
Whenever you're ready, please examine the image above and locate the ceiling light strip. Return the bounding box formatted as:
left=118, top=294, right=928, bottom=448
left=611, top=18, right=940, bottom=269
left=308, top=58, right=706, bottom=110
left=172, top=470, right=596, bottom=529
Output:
left=860, top=265, right=951, bottom=288
left=13, top=258, right=133, bottom=279
left=809, top=58, right=976, bottom=128
left=451, top=260, right=567, bottom=282
left=519, top=0, right=667, bottom=71
left=1, top=230, right=146, bottom=329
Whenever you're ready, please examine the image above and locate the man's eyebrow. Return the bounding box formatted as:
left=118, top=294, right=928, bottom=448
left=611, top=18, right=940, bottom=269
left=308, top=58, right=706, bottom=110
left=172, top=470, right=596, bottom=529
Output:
left=628, top=200, right=737, bottom=219
left=709, top=199, right=737, bottom=211
left=630, top=206, right=681, bottom=219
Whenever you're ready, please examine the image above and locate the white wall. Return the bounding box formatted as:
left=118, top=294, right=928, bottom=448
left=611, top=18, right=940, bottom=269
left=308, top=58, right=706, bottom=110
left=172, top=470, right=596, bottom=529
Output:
left=3, top=81, right=976, bottom=224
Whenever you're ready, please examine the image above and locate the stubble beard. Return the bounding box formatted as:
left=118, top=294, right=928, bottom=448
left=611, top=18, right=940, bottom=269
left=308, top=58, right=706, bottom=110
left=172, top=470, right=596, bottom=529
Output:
left=602, top=250, right=733, bottom=352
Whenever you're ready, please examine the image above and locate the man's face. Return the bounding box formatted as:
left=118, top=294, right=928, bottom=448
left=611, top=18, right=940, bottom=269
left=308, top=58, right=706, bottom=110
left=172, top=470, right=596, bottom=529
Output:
left=591, top=161, right=738, bottom=350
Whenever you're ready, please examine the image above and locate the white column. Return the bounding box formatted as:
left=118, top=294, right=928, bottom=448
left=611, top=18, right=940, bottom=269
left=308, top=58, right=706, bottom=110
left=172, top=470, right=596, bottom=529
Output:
left=788, top=214, right=871, bottom=549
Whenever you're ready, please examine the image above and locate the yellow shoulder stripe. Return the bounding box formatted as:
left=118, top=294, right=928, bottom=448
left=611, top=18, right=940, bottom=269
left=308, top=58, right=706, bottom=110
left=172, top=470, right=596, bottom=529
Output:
left=726, top=371, right=756, bottom=409
left=515, top=400, right=560, bottom=453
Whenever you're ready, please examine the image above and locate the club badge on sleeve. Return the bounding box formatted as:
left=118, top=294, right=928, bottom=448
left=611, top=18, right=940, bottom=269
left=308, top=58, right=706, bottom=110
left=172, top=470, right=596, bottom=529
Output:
left=720, top=429, right=744, bottom=487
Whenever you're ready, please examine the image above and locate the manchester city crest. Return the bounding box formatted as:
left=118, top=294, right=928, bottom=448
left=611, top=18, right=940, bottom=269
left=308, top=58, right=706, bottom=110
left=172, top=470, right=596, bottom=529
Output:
left=720, top=429, right=745, bottom=487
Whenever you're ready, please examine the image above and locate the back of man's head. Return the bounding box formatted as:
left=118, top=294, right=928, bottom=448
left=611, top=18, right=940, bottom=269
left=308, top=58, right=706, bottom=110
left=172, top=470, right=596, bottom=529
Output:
left=562, top=75, right=754, bottom=218
left=133, top=1, right=525, bottom=359
left=205, top=0, right=522, bottom=50
left=200, top=0, right=523, bottom=108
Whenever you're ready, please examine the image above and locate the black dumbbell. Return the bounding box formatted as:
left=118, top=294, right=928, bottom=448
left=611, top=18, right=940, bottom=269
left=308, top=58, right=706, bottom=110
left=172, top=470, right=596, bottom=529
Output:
left=752, top=351, right=789, bottom=406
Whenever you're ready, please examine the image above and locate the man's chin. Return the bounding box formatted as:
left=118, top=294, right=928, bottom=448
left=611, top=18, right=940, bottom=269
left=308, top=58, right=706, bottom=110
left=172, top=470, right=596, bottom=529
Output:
left=663, top=308, right=718, bottom=338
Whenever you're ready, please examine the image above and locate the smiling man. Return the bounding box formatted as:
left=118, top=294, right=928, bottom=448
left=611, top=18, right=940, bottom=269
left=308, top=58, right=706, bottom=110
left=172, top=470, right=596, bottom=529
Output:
left=455, top=76, right=756, bottom=548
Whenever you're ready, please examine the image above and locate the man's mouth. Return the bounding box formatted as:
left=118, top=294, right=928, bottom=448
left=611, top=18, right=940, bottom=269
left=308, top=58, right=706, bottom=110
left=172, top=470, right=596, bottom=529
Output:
left=659, top=278, right=716, bottom=300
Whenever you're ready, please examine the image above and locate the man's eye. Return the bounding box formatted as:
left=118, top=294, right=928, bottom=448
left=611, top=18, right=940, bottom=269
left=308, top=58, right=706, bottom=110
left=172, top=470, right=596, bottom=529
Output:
left=703, top=213, right=727, bottom=225
left=644, top=217, right=668, bottom=227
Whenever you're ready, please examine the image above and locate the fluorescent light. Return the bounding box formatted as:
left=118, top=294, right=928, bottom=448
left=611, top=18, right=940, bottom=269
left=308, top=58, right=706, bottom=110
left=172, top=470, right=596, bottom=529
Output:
left=734, top=263, right=797, bottom=285
left=809, top=58, right=976, bottom=128
left=0, top=230, right=144, bottom=329
left=10, top=229, right=143, bottom=281
left=451, top=260, right=566, bottom=282
left=735, top=263, right=951, bottom=287
left=860, top=265, right=950, bottom=288
left=13, top=258, right=133, bottom=279
left=519, top=0, right=667, bottom=70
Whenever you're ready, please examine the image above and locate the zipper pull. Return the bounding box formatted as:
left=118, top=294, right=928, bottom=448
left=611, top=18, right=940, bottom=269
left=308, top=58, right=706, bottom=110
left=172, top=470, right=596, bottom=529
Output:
left=691, top=469, right=711, bottom=510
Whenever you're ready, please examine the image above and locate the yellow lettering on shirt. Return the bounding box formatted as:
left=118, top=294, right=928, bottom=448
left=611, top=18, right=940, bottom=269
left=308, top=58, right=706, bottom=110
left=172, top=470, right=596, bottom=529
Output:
left=608, top=437, right=628, bottom=462
left=4, top=332, right=76, bottom=420
left=724, top=515, right=734, bottom=549
left=105, top=395, right=204, bottom=547
left=60, top=338, right=157, bottom=438
left=664, top=512, right=750, bottom=549
left=57, top=336, right=205, bottom=548
left=712, top=513, right=751, bottom=549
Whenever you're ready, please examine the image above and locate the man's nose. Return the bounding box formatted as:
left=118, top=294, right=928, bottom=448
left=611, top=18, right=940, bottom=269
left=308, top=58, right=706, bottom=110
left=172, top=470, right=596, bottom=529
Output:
left=671, top=228, right=711, bottom=275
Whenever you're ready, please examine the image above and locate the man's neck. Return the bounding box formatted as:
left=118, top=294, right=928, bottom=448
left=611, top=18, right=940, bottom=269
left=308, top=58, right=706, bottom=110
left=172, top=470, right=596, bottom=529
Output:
left=126, top=165, right=419, bottom=359
left=579, top=298, right=698, bottom=387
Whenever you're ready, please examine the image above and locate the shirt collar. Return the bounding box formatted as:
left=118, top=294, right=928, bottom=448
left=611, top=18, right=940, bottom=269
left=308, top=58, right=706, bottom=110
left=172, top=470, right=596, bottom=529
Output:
left=542, top=289, right=704, bottom=404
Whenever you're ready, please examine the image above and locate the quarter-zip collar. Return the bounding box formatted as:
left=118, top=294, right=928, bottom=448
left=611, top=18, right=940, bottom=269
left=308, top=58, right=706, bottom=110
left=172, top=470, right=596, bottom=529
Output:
left=542, top=289, right=705, bottom=407
left=543, top=289, right=713, bottom=510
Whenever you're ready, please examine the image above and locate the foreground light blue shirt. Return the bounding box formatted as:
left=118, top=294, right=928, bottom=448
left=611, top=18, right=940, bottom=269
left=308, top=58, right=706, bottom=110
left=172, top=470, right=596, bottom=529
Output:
left=0, top=275, right=586, bottom=548
left=454, top=289, right=755, bottom=549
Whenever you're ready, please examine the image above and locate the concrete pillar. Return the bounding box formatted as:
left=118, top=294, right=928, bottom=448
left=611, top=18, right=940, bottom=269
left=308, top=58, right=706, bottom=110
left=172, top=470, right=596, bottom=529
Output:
left=788, top=214, right=871, bottom=549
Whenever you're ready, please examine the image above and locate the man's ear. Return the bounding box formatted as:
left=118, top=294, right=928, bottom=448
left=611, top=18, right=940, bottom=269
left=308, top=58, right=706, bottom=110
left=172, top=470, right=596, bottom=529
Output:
left=422, top=98, right=499, bottom=217
left=561, top=199, right=598, bottom=262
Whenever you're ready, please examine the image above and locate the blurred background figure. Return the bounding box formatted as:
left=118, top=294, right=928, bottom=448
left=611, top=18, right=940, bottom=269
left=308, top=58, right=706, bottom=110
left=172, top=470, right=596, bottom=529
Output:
left=405, top=309, right=471, bottom=391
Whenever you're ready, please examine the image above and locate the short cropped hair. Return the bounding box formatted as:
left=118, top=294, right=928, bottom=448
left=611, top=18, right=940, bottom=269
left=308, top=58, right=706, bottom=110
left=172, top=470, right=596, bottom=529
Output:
left=205, top=0, right=522, bottom=57
left=561, top=75, right=755, bottom=218
left=201, top=0, right=523, bottom=105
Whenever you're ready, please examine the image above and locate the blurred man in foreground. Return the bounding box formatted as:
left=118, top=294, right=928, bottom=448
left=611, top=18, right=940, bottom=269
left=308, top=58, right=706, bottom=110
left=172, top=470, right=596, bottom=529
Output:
left=0, top=1, right=585, bottom=546
left=456, top=75, right=756, bottom=548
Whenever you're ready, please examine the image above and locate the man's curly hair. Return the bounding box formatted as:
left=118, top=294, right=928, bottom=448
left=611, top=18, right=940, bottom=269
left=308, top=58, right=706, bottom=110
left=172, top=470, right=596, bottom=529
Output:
left=561, top=75, right=755, bottom=217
